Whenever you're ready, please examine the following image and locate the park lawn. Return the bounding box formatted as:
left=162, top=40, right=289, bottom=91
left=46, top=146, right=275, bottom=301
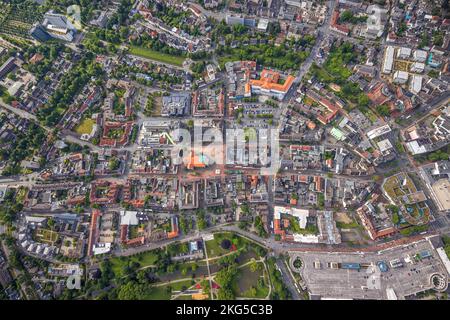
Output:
left=55, top=106, right=65, bottom=117
left=164, top=279, right=196, bottom=292
left=236, top=263, right=269, bottom=299
left=146, top=286, right=171, bottom=300
left=336, top=220, right=360, bottom=229
left=206, top=232, right=261, bottom=259
left=36, top=229, right=58, bottom=244
left=15, top=187, right=27, bottom=203
left=75, top=118, right=95, bottom=135
left=205, top=232, right=243, bottom=258
left=205, top=238, right=227, bottom=258
left=218, top=56, right=235, bottom=69
left=205, top=233, right=234, bottom=257
left=110, top=250, right=159, bottom=277
left=129, top=46, right=184, bottom=67
left=138, top=250, right=159, bottom=265
left=176, top=261, right=198, bottom=272
left=109, top=258, right=128, bottom=277
left=153, top=280, right=197, bottom=300
left=310, top=64, right=335, bottom=82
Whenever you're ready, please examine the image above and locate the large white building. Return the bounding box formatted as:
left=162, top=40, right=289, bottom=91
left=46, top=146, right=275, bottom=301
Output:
left=274, top=206, right=309, bottom=229
left=382, top=46, right=395, bottom=74
left=367, top=124, right=392, bottom=140
left=409, top=75, right=423, bottom=94
left=410, top=62, right=425, bottom=73
left=397, top=47, right=411, bottom=60
left=413, top=50, right=428, bottom=62
left=42, top=11, right=77, bottom=42
left=393, top=70, right=409, bottom=84
left=364, top=5, right=388, bottom=39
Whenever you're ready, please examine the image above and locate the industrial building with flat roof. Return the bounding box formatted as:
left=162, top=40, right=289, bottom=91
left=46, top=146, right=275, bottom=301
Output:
left=397, top=47, right=411, bottom=59
left=382, top=46, right=394, bottom=74
left=413, top=49, right=428, bottom=62
left=409, top=75, right=423, bottom=95
left=393, top=70, right=409, bottom=84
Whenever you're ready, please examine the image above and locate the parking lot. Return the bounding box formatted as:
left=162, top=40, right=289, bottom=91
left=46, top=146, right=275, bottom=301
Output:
left=289, top=238, right=449, bottom=299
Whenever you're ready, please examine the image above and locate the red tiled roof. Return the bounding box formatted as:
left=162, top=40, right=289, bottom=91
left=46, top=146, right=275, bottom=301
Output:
left=87, top=209, right=101, bottom=256
left=249, top=69, right=295, bottom=93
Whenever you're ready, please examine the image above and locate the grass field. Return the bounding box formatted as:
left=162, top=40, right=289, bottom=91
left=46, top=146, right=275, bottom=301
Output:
left=336, top=220, right=360, bottom=229
left=162, top=279, right=196, bottom=292
left=236, top=262, right=269, bottom=299
left=75, top=118, right=95, bottom=135
left=150, top=279, right=197, bottom=300
left=146, top=286, right=171, bottom=300
left=205, top=232, right=238, bottom=258
left=205, top=232, right=258, bottom=258
left=110, top=250, right=159, bottom=277
left=129, top=46, right=185, bottom=67
left=36, top=228, right=58, bottom=244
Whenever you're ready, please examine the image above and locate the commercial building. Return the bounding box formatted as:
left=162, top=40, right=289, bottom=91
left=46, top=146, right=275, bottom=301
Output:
left=413, top=50, right=428, bottom=62
left=409, top=75, right=423, bottom=94
left=29, top=24, right=52, bottom=42
left=377, top=139, right=394, bottom=155
left=225, top=15, right=255, bottom=27
left=405, top=140, right=431, bottom=155
left=393, top=71, right=409, bottom=84
left=41, top=11, right=77, bottom=42
left=396, top=47, right=411, bottom=60
left=138, top=120, right=177, bottom=147
left=382, top=46, right=395, bottom=74
left=431, top=179, right=450, bottom=211
left=410, top=62, right=425, bottom=73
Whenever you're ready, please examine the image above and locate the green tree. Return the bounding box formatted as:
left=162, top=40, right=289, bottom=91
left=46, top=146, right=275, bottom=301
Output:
left=117, top=281, right=153, bottom=300
left=377, top=104, right=390, bottom=117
